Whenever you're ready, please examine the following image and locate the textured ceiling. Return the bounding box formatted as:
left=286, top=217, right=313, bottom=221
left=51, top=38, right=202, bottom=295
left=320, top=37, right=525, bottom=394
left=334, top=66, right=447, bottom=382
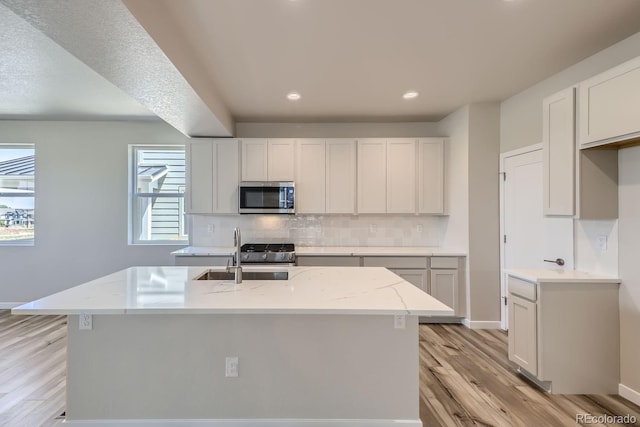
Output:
left=0, top=0, right=232, bottom=136
left=0, top=3, right=153, bottom=121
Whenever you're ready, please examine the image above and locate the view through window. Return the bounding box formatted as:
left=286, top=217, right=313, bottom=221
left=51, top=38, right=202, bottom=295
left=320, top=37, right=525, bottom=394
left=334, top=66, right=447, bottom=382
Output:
left=131, top=146, right=187, bottom=244
left=0, top=145, right=35, bottom=244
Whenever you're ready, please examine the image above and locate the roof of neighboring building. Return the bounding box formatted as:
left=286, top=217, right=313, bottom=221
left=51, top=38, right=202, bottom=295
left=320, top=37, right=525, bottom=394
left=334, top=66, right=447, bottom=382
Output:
left=0, top=155, right=35, bottom=176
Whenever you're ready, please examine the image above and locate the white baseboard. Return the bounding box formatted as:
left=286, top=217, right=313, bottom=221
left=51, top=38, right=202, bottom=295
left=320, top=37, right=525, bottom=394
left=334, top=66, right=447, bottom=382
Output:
left=62, top=419, right=422, bottom=427
left=619, top=383, right=640, bottom=406
left=462, top=319, right=502, bottom=329
left=0, top=302, right=24, bottom=309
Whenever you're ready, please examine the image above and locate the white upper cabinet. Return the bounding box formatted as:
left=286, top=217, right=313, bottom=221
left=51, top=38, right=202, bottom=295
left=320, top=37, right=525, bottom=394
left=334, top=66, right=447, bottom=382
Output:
left=357, top=139, right=387, bottom=213
left=187, top=140, right=214, bottom=214
left=387, top=139, right=416, bottom=213
left=417, top=138, right=445, bottom=214
left=542, top=88, right=575, bottom=216
left=241, top=138, right=295, bottom=181
left=578, top=55, right=640, bottom=148
left=214, top=140, right=240, bottom=213
left=325, top=139, right=357, bottom=214
left=240, top=139, right=268, bottom=181
left=296, top=139, right=326, bottom=214
left=267, top=139, right=295, bottom=181
left=187, top=139, right=239, bottom=214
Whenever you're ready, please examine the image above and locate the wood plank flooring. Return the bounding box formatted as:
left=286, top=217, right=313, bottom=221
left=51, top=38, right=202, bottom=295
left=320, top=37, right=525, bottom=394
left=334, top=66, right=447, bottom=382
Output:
left=420, top=324, right=640, bottom=426
left=0, top=311, right=638, bottom=426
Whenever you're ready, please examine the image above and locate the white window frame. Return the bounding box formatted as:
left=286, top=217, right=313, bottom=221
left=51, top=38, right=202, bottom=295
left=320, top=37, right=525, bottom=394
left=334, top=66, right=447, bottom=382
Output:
left=128, top=145, right=188, bottom=245
left=0, top=144, right=35, bottom=246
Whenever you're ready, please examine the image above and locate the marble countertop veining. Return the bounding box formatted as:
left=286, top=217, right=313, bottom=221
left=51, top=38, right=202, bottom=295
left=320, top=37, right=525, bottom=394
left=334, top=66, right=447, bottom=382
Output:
left=506, top=269, right=620, bottom=284
left=12, top=266, right=454, bottom=317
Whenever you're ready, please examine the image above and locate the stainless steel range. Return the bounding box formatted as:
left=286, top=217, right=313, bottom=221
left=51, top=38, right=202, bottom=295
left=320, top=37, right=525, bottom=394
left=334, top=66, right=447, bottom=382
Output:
left=239, top=243, right=296, bottom=265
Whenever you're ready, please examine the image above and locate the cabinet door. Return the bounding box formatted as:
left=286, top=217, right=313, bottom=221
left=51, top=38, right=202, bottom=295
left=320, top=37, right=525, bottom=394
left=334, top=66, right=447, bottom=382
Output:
left=213, top=139, right=239, bottom=213
left=508, top=294, right=538, bottom=376
left=387, top=139, right=416, bottom=213
left=241, top=139, right=268, bottom=181
left=418, top=139, right=445, bottom=214
left=325, top=139, right=356, bottom=214
left=429, top=269, right=458, bottom=313
left=357, top=139, right=387, bottom=213
left=578, top=56, right=640, bottom=147
left=267, top=139, right=295, bottom=181
left=187, top=140, right=214, bottom=213
left=542, top=88, right=575, bottom=216
left=391, top=269, right=428, bottom=293
left=296, top=139, right=326, bottom=213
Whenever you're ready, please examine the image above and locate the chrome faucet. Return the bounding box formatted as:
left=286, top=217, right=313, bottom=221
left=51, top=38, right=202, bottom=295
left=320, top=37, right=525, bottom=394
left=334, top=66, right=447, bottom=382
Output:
left=233, top=227, right=242, bottom=284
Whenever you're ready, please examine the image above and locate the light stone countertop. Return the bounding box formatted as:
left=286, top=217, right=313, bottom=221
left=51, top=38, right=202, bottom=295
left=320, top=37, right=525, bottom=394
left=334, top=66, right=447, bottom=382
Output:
left=12, top=266, right=454, bottom=317
left=171, top=246, right=235, bottom=256
left=506, top=269, right=620, bottom=284
left=296, top=246, right=466, bottom=257
left=172, top=246, right=466, bottom=257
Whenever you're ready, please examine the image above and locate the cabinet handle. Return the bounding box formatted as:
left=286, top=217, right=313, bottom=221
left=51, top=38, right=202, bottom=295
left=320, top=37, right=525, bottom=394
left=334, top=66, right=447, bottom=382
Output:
left=543, top=258, right=565, bottom=266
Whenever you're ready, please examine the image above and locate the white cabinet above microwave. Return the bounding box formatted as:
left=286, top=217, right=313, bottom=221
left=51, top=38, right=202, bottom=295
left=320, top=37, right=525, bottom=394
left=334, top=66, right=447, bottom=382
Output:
left=240, top=139, right=295, bottom=181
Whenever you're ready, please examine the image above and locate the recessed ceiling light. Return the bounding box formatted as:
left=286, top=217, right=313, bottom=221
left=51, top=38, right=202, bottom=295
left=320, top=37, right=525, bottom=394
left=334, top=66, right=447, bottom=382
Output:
left=403, top=91, right=419, bottom=100
left=287, top=92, right=301, bottom=101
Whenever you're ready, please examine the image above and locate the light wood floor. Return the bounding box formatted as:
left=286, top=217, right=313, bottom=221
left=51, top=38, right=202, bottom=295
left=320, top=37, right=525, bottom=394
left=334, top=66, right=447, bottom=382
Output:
left=1, top=311, right=639, bottom=427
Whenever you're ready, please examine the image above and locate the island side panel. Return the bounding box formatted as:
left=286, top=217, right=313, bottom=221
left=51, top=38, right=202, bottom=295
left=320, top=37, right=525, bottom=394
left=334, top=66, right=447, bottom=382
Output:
left=66, top=314, right=420, bottom=422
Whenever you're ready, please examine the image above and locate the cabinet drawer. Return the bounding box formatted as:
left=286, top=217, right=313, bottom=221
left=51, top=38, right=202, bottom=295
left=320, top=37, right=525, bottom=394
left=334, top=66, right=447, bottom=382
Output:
left=363, top=256, right=427, bottom=269
left=430, top=257, right=458, bottom=269
left=296, top=256, right=361, bottom=267
left=508, top=276, right=537, bottom=301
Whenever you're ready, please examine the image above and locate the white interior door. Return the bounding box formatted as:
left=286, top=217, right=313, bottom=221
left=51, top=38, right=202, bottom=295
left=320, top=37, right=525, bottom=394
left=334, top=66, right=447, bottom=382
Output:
left=500, top=147, right=574, bottom=329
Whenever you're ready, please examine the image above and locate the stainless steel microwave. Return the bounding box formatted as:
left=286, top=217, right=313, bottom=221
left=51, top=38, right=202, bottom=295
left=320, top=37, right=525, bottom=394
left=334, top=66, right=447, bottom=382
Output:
left=238, top=181, right=295, bottom=214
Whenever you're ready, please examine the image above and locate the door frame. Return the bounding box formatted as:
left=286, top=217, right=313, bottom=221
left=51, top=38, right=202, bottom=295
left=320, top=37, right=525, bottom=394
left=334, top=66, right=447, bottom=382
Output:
left=499, top=143, right=542, bottom=330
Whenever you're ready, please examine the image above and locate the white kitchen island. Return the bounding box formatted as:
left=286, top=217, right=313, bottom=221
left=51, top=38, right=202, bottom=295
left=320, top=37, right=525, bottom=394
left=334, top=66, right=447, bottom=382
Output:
left=13, top=266, right=453, bottom=427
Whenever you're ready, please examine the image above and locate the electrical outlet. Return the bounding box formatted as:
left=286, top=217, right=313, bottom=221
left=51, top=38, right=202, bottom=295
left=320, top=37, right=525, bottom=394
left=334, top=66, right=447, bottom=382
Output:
left=394, top=315, right=406, bottom=329
left=369, top=224, right=377, bottom=233
left=225, top=356, right=238, bottom=377
left=207, top=224, right=215, bottom=234
left=79, top=314, right=92, bottom=330
left=416, top=224, right=423, bottom=233
left=596, top=235, right=608, bottom=251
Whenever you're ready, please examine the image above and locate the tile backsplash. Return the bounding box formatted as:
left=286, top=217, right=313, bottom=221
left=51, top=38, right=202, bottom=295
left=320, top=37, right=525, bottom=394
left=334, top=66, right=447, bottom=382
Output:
left=190, top=214, right=447, bottom=247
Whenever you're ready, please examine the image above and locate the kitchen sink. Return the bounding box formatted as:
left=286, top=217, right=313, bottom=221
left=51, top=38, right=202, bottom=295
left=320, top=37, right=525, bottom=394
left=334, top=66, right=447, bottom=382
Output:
left=194, top=270, right=289, bottom=281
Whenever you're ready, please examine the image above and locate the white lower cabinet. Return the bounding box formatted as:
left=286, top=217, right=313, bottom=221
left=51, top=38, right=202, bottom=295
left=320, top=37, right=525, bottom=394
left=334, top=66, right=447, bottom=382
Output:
left=506, top=273, right=620, bottom=394
left=507, top=292, right=538, bottom=376
left=295, top=256, right=361, bottom=267
left=390, top=269, right=428, bottom=293
left=429, top=269, right=458, bottom=313
left=428, top=257, right=460, bottom=315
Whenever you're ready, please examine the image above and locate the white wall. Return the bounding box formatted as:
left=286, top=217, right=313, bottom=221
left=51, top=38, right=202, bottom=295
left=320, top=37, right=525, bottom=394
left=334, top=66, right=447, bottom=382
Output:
left=467, top=103, right=501, bottom=322
left=436, top=104, right=502, bottom=325
left=618, top=146, right=640, bottom=401
left=0, top=120, right=188, bottom=305
left=236, top=122, right=440, bottom=138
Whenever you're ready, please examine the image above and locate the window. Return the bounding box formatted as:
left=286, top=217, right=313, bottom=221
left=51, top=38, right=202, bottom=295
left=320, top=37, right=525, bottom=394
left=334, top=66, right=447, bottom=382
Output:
left=129, top=146, right=187, bottom=244
left=0, top=145, right=35, bottom=245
